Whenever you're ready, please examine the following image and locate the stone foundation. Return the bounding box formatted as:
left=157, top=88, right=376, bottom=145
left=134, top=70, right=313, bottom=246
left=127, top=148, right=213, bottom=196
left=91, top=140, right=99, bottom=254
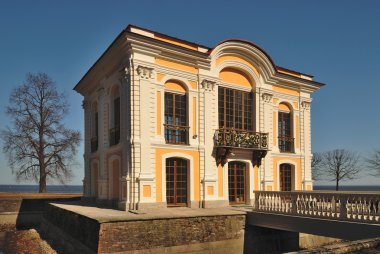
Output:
left=40, top=203, right=246, bottom=254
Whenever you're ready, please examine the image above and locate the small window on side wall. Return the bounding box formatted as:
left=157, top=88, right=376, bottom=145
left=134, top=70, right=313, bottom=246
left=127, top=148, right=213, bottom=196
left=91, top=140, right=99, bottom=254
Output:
left=278, top=103, right=294, bottom=153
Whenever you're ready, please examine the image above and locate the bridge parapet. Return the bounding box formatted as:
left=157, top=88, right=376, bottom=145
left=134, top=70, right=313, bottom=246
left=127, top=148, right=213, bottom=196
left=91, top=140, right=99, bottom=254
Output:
left=253, top=191, right=380, bottom=224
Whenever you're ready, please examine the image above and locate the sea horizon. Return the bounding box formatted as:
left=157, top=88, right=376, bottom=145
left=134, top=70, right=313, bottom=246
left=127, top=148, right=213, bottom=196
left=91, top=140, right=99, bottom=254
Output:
left=0, top=184, right=83, bottom=193
left=0, top=184, right=379, bottom=193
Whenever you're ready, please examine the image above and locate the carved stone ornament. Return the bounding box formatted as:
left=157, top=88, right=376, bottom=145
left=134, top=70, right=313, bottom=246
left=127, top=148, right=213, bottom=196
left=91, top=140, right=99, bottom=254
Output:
left=261, top=93, right=273, bottom=103
left=201, top=79, right=216, bottom=91
left=81, top=100, right=88, bottom=109
left=120, top=67, right=130, bottom=79
left=136, top=65, right=154, bottom=80
left=301, top=101, right=311, bottom=110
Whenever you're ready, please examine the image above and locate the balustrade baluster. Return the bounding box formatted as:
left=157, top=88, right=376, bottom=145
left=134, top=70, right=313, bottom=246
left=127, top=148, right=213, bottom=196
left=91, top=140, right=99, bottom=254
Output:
left=251, top=191, right=380, bottom=224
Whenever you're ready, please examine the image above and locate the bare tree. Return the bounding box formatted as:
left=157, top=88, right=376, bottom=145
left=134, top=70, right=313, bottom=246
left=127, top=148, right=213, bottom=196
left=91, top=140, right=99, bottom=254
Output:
left=2, top=73, right=80, bottom=193
left=311, top=152, right=323, bottom=180
left=320, top=149, right=361, bottom=191
left=366, top=149, right=380, bottom=177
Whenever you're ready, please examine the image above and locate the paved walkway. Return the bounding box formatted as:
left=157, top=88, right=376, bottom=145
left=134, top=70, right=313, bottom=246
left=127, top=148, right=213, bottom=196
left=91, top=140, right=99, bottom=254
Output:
left=50, top=201, right=248, bottom=223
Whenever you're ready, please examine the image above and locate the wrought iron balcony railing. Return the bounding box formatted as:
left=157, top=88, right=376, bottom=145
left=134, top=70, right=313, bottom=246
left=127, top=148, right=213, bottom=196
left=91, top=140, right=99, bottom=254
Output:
left=164, top=124, right=189, bottom=145
left=278, top=136, right=294, bottom=153
left=109, top=126, right=120, bottom=146
left=214, top=128, right=269, bottom=150
left=91, top=137, right=98, bottom=153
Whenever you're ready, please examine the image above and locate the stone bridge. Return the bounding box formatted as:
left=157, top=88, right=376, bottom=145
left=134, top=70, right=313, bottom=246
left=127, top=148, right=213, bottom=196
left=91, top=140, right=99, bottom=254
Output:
left=247, top=191, right=380, bottom=240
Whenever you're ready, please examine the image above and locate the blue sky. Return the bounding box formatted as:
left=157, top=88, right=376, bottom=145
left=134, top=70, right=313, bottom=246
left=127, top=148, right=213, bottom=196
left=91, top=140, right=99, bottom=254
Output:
left=0, top=1, right=379, bottom=185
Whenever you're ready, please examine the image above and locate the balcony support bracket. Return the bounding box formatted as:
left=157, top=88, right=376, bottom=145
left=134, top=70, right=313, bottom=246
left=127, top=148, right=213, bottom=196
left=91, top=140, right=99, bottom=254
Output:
left=215, top=147, right=232, bottom=167
left=252, top=150, right=267, bottom=167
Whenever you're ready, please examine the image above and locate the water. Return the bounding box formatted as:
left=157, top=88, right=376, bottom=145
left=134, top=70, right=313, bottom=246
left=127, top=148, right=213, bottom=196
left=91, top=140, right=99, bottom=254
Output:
left=314, top=185, right=380, bottom=192
left=0, top=184, right=82, bottom=193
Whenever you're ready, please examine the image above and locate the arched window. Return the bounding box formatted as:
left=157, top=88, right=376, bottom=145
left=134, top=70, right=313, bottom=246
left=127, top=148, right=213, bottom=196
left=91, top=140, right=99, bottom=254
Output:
left=280, top=163, right=292, bottom=191
left=278, top=103, right=294, bottom=152
left=110, top=86, right=120, bottom=146
left=166, top=158, right=188, bottom=206
left=91, top=102, right=98, bottom=153
left=228, top=161, right=247, bottom=204
left=164, top=80, right=188, bottom=144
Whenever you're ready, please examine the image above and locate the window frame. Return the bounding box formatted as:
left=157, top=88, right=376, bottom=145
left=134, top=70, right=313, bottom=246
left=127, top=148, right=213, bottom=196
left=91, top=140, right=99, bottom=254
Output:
left=164, top=91, right=189, bottom=145
left=218, top=86, right=254, bottom=131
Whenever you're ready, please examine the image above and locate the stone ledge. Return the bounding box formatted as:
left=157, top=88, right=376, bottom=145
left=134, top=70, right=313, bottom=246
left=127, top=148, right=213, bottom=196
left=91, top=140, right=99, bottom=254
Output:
left=49, top=201, right=247, bottom=223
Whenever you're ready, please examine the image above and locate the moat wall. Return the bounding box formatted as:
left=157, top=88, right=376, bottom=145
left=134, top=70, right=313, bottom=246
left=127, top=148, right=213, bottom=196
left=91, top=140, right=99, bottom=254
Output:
left=0, top=197, right=345, bottom=254
left=40, top=204, right=246, bottom=254
left=0, top=194, right=81, bottom=229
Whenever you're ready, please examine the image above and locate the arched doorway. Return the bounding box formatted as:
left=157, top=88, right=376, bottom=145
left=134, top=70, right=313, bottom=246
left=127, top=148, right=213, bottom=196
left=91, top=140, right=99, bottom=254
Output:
left=228, top=161, right=246, bottom=204
left=280, top=163, right=292, bottom=191
left=166, top=158, right=188, bottom=207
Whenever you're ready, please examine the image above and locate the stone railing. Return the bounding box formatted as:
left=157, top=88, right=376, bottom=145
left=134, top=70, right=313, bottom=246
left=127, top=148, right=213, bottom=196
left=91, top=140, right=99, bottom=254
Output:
left=253, top=191, right=380, bottom=224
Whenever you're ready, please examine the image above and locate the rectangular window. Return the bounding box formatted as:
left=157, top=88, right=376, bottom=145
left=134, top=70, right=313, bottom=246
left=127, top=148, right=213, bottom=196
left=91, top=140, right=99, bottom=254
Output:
left=91, top=112, right=99, bottom=152
left=110, top=97, right=120, bottom=146
left=164, top=92, right=188, bottom=144
left=278, top=112, right=293, bottom=152
left=114, top=97, right=120, bottom=128
left=218, top=87, right=253, bottom=130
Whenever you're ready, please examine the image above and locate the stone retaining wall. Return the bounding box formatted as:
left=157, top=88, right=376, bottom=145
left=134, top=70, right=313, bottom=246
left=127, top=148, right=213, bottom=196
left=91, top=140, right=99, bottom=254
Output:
left=40, top=203, right=246, bottom=254
left=0, top=194, right=81, bottom=228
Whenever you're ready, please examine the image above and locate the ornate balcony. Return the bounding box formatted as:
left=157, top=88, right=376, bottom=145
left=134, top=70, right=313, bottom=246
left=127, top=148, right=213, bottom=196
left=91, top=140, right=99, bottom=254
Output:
left=109, top=126, right=120, bottom=146
left=214, top=128, right=269, bottom=150
left=91, top=137, right=98, bottom=153
left=214, top=128, right=269, bottom=166
left=278, top=136, right=294, bottom=153
left=164, top=124, right=189, bottom=145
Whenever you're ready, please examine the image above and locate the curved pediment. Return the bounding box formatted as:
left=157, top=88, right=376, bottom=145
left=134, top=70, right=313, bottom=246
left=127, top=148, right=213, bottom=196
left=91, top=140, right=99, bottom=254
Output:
left=210, top=39, right=277, bottom=84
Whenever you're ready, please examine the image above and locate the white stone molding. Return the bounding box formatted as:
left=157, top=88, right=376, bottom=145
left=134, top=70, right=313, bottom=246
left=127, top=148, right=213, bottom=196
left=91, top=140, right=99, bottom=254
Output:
left=136, top=65, right=154, bottom=80
left=201, top=79, right=216, bottom=92
left=261, top=93, right=273, bottom=103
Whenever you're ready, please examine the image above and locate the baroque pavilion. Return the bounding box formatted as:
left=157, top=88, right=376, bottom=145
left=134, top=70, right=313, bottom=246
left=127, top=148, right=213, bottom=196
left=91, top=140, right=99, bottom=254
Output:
left=74, top=25, right=323, bottom=210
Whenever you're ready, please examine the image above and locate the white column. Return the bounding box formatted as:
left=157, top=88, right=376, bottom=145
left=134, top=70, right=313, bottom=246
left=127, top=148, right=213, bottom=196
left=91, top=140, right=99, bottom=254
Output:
left=261, top=92, right=274, bottom=190
left=119, top=67, right=131, bottom=209
left=133, top=65, right=156, bottom=209
left=82, top=99, right=91, bottom=196
left=97, top=88, right=108, bottom=199
left=200, top=79, right=217, bottom=205
left=301, top=101, right=312, bottom=189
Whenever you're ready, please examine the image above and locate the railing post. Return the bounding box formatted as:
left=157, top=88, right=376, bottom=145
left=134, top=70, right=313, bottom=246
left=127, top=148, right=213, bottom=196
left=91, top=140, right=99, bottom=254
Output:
left=291, top=192, right=297, bottom=214
left=254, top=191, right=259, bottom=210
left=340, top=194, right=347, bottom=219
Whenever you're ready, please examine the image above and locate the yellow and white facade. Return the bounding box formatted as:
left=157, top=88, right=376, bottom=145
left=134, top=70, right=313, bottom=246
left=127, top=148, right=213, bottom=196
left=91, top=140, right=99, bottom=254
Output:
left=74, top=25, right=323, bottom=210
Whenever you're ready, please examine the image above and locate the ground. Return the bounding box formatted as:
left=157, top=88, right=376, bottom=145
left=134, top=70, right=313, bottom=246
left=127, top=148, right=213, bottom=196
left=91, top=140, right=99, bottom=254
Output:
left=0, top=224, right=56, bottom=254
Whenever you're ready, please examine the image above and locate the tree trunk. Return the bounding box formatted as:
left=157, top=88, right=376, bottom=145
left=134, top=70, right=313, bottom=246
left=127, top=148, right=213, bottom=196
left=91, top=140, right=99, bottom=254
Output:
left=335, top=179, right=339, bottom=191
left=39, top=174, right=47, bottom=193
